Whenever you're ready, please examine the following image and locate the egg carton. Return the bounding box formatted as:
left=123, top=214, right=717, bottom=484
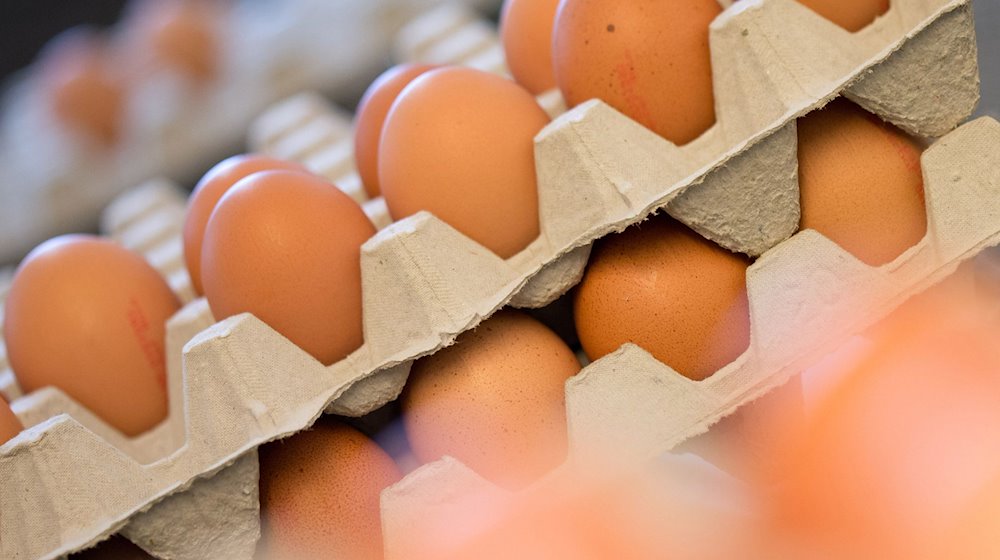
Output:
left=396, top=0, right=978, bottom=257
left=384, top=115, right=1000, bottom=557
left=0, top=0, right=983, bottom=557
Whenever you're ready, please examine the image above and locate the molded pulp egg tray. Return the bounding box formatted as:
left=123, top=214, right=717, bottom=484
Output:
left=0, top=0, right=990, bottom=558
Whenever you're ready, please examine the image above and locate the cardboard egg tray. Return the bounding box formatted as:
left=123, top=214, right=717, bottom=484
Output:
left=0, top=0, right=990, bottom=557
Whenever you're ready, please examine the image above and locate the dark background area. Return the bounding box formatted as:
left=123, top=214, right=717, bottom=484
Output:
left=0, top=0, right=128, bottom=84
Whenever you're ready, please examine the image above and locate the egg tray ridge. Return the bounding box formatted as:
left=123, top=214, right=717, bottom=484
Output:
left=0, top=0, right=983, bottom=558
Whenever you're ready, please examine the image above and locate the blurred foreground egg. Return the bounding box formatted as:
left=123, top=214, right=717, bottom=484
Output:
left=201, top=170, right=375, bottom=365
left=183, top=154, right=307, bottom=295
left=575, top=216, right=751, bottom=381
left=402, top=310, right=581, bottom=489
left=259, top=421, right=401, bottom=560
left=770, top=291, right=1000, bottom=558
left=4, top=236, right=179, bottom=436
left=379, top=67, right=548, bottom=259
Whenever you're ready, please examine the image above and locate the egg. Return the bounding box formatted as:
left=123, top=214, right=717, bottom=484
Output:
left=201, top=170, right=375, bottom=365
left=39, top=28, right=125, bottom=146
left=499, top=0, right=561, bottom=94
left=183, top=154, right=307, bottom=295
left=797, top=98, right=926, bottom=266
left=124, top=0, right=221, bottom=83
left=4, top=236, right=179, bottom=436
left=379, top=67, right=548, bottom=259
left=796, top=0, right=889, bottom=32
left=0, top=397, right=22, bottom=446
left=552, top=0, right=721, bottom=146
left=258, top=421, right=402, bottom=560
left=354, top=64, right=437, bottom=198
left=402, top=310, right=581, bottom=489
left=574, top=215, right=751, bottom=381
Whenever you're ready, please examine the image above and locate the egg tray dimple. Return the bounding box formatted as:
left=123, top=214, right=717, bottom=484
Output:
left=0, top=1, right=984, bottom=558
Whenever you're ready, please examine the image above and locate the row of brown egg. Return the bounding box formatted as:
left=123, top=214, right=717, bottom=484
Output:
left=0, top=2, right=988, bottom=556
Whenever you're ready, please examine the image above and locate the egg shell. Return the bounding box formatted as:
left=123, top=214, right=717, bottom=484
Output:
left=402, top=310, right=581, bottom=489
left=552, top=0, right=721, bottom=146
left=258, top=422, right=401, bottom=560
left=575, top=216, right=751, bottom=382
left=796, top=0, right=890, bottom=32
left=4, top=235, right=178, bottom=437
left=0, top=396, right=22, bottom=446
left=770, top=297, right=1000, bottom=557
left=354, top=64, right=437, bottom=198
left=500, top=0, right=561, bottom=94
left=183, top=154, right=308, bottom=295
left=379, top=66, right=549, bottom=259
left=798, top=98, right=927, bottom=266
left=201, top=170, right=376, bottom=365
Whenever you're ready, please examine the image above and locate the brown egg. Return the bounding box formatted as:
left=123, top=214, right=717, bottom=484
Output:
left=379, top=67, right=548, bottom=259
left=797, top=0, right=889, bottom=32
left=125, top=0, right=221, bottom=83
left=39, top=28, right=125, bottom=146
left=552, top=0, right=721, bottom=146
left=258, top=421, right=402, bottom=560
left=4, top=236, right=179, bottom=436
left=500, top=0, right=561, bottom=94
left=201, top=170, right=375, bottom=365
left=797, top=98, right=926, bottom=266
left=402, top=310, right=581, bottom=489
left=183, top=154, right=307, bottom=295
left=354, top=64, right=437, bottom=198
left=0, top=397, right=23, bottom=446
left=574, top=216, right=751, bottom=381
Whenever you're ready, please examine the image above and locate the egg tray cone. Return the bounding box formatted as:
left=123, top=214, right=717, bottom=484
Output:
left=0, top=1, right=987, bottom=558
